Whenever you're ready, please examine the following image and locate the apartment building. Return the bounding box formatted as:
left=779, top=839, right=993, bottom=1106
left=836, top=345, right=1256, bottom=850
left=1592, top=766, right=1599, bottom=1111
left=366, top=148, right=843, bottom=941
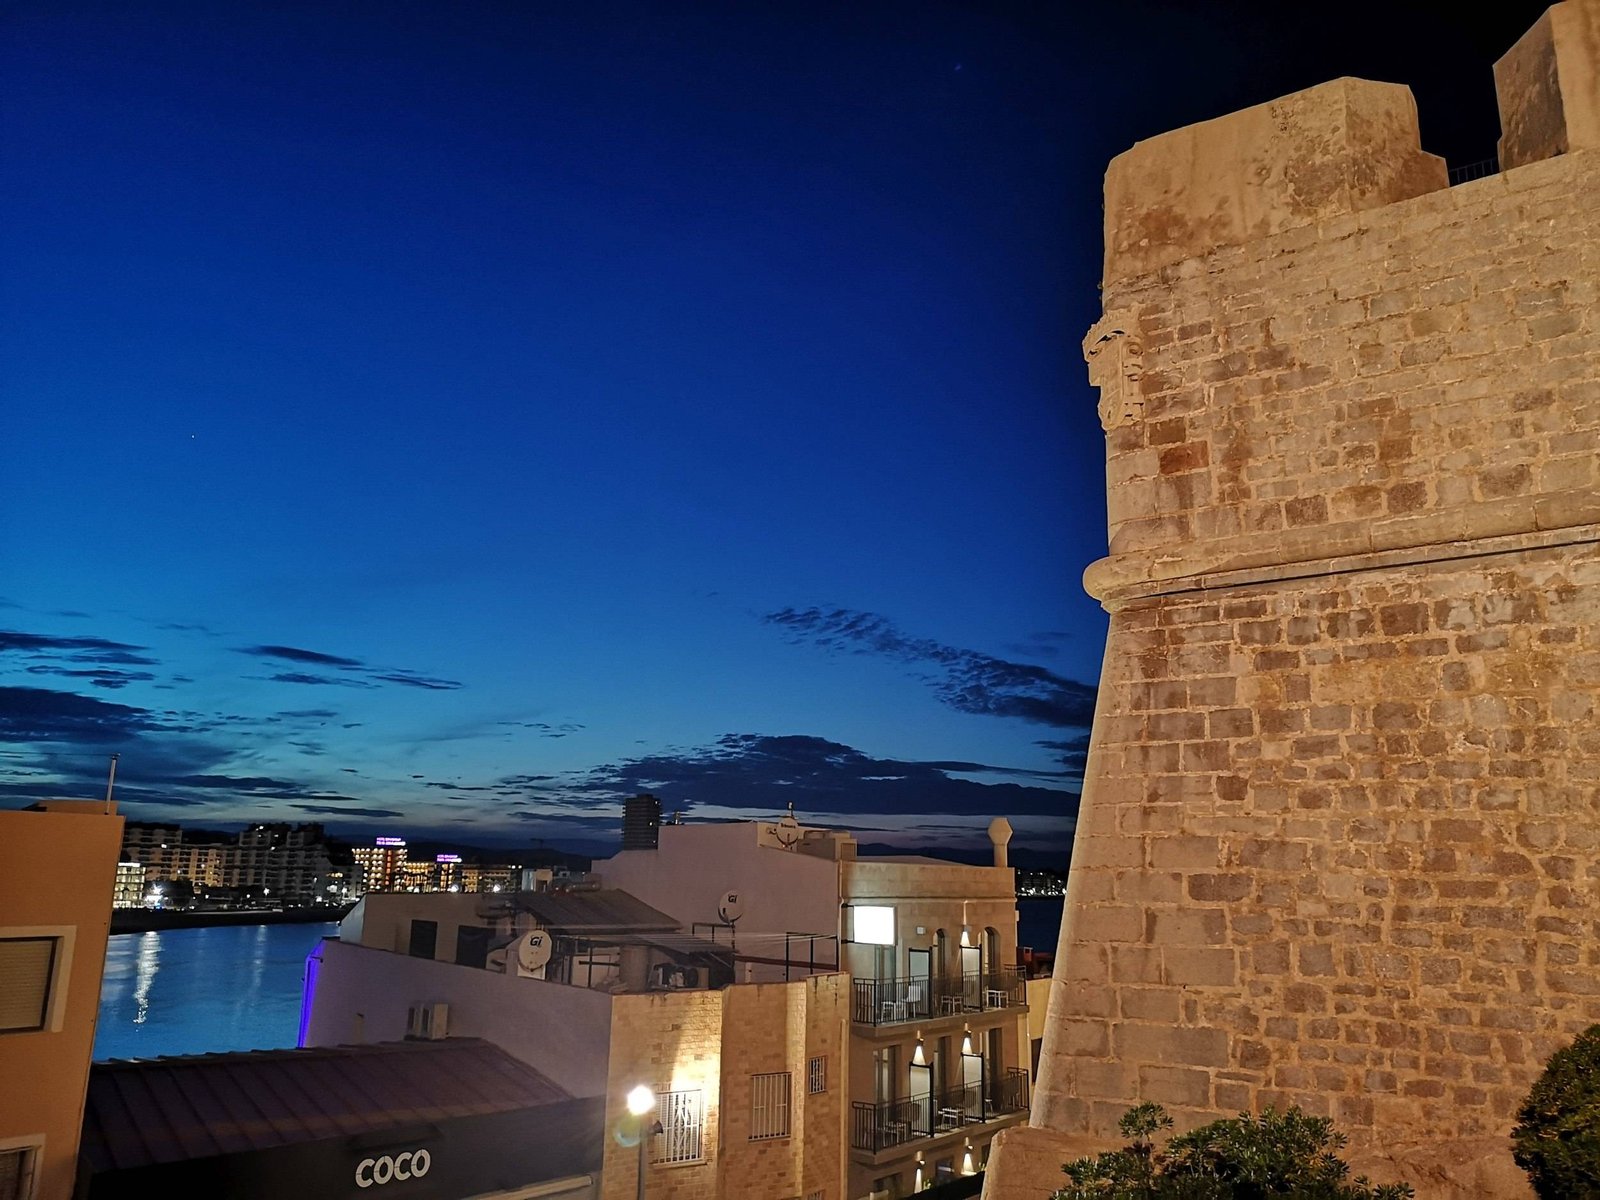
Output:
left=303, top=887, right=849, bottom=1200
left=600, top=813, right=1032, bottom=1199
left=118, top=821, right=338, bottom=903
left=0, top=800, right=124, bottom=1200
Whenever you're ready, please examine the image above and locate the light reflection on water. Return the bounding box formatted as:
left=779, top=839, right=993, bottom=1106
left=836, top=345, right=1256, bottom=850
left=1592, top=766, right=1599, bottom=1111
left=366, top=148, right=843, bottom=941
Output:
left=96, top=923, right=336, bottom=1061
left=132, top=931, right=159, bottom=1025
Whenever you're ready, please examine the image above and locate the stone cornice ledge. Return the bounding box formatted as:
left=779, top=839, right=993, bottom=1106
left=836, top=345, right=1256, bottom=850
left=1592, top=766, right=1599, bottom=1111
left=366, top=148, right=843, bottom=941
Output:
left=1085, top=495, right=1600, bottom=609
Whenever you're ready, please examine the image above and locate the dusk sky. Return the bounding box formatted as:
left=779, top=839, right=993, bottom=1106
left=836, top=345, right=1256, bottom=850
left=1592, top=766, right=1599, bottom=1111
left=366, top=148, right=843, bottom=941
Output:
left=2, top=1, right=1547, bottom=856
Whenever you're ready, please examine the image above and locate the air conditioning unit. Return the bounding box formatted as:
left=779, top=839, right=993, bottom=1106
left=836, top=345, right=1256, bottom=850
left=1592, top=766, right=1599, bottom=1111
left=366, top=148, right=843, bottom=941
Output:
left=406, top=1002, right=449, bottom=1040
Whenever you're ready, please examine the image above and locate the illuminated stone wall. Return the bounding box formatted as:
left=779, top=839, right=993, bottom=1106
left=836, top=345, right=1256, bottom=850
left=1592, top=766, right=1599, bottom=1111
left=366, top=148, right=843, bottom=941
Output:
left=986, top=5, right=1600, bottom=1198
left=599, top=972, right=849, bottom=1200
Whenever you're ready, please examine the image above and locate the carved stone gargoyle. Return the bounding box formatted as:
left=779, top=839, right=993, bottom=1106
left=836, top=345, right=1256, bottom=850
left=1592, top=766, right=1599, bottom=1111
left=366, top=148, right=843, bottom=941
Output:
left=1083, top=314, right=1144, bottom=431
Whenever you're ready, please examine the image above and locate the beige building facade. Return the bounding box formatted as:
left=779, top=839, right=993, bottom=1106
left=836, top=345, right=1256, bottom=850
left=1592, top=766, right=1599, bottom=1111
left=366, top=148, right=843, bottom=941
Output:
left=601, top=816, right=1033, bottom=1199
left=304, top=888, right=850, bottom=1200
left=0, top=801, right=124, bottom=1200
left=986, top=4, right=1600, bottom=1199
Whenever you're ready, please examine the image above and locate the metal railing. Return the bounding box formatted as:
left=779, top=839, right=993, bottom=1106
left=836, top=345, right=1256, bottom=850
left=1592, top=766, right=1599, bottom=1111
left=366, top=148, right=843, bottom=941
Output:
left=1448, top=156, right=1500, bottom=185
left=850, top=1069, right=1030, bottom=1153
left=851, top=967, right=1027, bottom=1026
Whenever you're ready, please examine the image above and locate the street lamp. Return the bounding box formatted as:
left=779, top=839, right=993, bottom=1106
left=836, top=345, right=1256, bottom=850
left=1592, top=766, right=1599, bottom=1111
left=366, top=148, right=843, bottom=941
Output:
left=626, top=1085, right=657, bottom=1200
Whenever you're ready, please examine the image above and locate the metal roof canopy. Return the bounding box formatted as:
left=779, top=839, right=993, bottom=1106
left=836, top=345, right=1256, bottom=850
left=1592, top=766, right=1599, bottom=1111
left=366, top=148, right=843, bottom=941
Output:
left=80, top=1038, right=573, bottom=1174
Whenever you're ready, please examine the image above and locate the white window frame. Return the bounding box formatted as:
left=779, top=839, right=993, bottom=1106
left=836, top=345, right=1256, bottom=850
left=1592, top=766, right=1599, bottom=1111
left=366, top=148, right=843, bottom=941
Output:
left=653, top=1089, right=704, bottom=1165
left=750, top=1071, right=791, bottom=1141
left=807, top=1055, right=826, bottom=1094
left=0, top=928, right=75, bottom=1035
left=0, top=1133, right=45, bottom=1200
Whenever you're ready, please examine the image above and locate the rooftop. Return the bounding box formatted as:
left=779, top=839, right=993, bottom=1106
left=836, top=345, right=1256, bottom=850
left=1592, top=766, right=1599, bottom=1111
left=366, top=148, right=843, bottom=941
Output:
left=81, top=1038, right=571, bottom=1172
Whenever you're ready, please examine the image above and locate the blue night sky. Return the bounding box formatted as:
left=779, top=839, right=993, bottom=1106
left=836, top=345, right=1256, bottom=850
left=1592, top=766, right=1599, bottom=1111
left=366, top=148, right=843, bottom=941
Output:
left=1, top=1, right=1543, bottom=856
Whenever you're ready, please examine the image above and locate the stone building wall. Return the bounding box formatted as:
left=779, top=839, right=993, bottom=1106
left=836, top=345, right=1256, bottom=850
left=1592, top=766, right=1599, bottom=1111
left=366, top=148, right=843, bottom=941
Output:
left=985, top=4, right=1600, bottom=1198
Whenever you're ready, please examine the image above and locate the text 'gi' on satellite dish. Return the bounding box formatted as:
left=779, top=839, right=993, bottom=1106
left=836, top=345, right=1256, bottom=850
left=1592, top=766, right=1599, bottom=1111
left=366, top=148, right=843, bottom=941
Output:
left=717, top=889, right=744, bottom=924
left=514, top=930, right=552, bottom=973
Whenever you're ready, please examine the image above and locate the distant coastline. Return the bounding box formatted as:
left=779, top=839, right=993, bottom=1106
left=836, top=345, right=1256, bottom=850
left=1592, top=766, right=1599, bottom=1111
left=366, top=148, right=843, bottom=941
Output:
left=110, top=904, right=352, bottom=935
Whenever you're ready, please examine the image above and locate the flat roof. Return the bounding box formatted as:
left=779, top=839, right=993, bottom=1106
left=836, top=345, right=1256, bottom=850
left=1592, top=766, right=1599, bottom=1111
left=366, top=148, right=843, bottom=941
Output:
left=81, top=1038, right=571, bottom=1173
left=511, top=887, right=680, bottom=932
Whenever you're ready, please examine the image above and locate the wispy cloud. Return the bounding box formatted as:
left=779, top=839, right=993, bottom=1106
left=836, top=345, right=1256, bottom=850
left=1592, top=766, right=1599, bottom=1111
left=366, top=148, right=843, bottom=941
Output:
left=237, top=643, right=462, bottom=690
left=764, top=607, right=1097, bottom=729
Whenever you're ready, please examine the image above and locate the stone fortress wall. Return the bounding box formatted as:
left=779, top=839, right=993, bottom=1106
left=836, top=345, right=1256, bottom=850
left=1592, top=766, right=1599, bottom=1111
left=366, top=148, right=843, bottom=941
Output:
left=984, top=4, right=1600, bottom=1197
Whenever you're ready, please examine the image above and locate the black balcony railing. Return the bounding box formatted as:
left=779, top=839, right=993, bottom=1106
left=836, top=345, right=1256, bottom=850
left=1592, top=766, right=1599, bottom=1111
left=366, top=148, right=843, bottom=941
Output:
left=850, top=1069, right=1030, bottom=1153
left=851, top=967, right=1026, bottom=1025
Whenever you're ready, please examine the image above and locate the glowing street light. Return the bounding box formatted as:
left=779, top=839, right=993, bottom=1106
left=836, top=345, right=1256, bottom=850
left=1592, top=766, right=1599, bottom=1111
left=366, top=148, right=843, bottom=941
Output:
left=626, top=1085, right=655, bottom=1116
left=625, top=1086, right=658, bottom=1200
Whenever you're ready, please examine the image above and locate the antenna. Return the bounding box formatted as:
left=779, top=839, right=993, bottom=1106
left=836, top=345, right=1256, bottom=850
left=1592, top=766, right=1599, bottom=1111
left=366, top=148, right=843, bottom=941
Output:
left=104, top=754, right=119, bottom=813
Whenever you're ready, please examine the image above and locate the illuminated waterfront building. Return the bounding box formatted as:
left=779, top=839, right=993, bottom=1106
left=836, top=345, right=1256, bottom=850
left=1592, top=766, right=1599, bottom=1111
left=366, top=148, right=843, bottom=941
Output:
left=351, top=837, right=407, bottom=893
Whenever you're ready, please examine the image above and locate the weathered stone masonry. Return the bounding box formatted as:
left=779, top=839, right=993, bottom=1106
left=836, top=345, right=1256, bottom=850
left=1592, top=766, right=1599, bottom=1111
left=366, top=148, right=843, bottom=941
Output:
left=985, top=4, right=1600, bottom=1197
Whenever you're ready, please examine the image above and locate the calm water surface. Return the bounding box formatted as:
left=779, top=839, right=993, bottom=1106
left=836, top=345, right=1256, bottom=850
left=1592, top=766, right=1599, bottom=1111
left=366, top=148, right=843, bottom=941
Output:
left=95, top=922, right=335, bottom=1061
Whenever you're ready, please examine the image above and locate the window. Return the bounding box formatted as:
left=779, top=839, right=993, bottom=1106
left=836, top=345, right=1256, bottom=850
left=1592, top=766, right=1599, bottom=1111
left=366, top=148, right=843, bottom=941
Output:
left=851, top=905, right=894, bottom=946
left=407, top=920, right=437, bottom=959
left=750, top=1071, right=791, bottom=1140
left=0, top=937, right=61, bottom=1034
left=654, top=1089, right=703, bottom=1164
left=0, top=1144, right=38, bottom=1200
left=808, top=1055, right=827, bottom=1094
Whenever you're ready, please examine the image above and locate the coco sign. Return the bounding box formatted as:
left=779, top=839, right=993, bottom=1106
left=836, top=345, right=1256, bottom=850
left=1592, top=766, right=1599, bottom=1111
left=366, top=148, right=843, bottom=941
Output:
left=354, top=1148, right=432, bottom=1188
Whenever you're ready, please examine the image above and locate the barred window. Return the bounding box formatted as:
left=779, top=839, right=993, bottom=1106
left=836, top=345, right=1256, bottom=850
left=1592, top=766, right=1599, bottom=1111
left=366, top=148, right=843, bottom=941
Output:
left=655, top=1089, right=703, bottom=1164
left=750, top=1071, right=791, bottom=1140
left=0, top=1145, right=38, bottom=1200
left=807, top=1055, right=827, bottom=1094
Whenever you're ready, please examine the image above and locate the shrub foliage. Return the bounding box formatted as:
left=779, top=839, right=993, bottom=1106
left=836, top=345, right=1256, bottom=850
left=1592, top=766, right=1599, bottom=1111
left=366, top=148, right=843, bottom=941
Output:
left=1511, top=1023, right=1600, bottom=1199
left=1053, top=1102, right=1413, bottom=1200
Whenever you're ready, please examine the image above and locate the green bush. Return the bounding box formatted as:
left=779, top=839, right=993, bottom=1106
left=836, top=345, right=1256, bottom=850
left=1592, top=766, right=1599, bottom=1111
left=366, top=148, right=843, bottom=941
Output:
left=1053, top=1101, right=1412, bottom=1200
left=1512, top=1023, right=1600, bottom=1199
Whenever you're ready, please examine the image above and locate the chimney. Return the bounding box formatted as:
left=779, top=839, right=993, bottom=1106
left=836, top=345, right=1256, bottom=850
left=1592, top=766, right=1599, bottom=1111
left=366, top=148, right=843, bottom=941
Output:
left=621, top=793, right=662, bottom=851
left=987, top=817, right=1013, bottom=868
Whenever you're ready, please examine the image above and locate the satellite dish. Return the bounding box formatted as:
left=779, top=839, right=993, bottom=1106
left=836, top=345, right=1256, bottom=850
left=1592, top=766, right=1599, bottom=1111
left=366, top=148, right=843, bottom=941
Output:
left=717, top=889, right=744, bottom=924
left=513, top=930, right=552, bottom=974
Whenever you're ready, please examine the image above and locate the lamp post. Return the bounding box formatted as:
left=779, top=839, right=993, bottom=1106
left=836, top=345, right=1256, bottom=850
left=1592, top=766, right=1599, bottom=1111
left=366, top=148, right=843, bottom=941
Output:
left=626, top=1085, right=656, bottom=1200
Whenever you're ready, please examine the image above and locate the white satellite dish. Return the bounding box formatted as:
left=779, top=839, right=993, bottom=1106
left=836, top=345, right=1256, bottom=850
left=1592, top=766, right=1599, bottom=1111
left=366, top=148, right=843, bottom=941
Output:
left=717, top=889, right=744, bottom=924
left=513, top=930, right=552, bottom=974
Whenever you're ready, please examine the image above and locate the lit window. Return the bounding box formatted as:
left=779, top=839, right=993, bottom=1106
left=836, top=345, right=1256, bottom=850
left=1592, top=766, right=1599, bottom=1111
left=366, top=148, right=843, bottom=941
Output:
left=750, top=1071, right=791, bottom=1140
left=0, top=1144, right=38, bottom=1200
left=852, top=905, right=894, bottom=946
left=808, top=1055, right=827, bottom=1094
left=0, top=938, right=59, bottom=1033
left=654, top=1089, right=703, bottom=1164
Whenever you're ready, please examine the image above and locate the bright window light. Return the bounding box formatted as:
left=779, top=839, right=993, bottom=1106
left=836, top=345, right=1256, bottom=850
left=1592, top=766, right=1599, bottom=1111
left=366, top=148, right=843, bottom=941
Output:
left=853, top=905, right=894, bottom=946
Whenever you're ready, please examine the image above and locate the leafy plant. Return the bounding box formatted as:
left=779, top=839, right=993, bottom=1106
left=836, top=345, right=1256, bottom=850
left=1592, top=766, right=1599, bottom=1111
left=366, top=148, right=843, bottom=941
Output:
left=1054, top=1103, right=1412, bottom=1200
left=1512, top=1023, right=1600, bottom=1199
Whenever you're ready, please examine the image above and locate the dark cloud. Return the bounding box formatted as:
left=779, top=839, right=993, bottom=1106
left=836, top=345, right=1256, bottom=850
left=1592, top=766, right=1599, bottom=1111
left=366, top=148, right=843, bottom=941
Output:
left=0, top=630, right=159, bottom=666
left=24, top=666, right=157, bottom=690
left=572, top=732, right=1080, bottom=820
left=1036, top=733, right=1092, bottom=771
left=0, top=685, right=156, bottom=743
left=291, top=804, right=405, bottom=818
left=240, top=644, right=366, bottom=669
left=262, top=672, right=375, bottom=689
left=765, top=607, right=1098, bottom=730
left=239, top=645, right=461, bottom=691
left=277, top=709, right=339, bottom=719
left=371, top=672, right=462, bottom=691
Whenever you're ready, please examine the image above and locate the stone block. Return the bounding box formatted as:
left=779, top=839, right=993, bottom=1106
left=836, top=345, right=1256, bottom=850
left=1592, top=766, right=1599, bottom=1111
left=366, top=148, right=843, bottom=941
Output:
left=1102, top=78, right=1446, bottom=283
left=1496, top=0, right=1600, bottom=168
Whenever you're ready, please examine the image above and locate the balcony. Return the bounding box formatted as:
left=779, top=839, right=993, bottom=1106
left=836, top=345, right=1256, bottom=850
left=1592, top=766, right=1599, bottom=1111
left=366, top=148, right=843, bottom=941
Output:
left=850, top=967, right=1026, bottom=1027
left=850, top=1069, right=1030, bottom=1155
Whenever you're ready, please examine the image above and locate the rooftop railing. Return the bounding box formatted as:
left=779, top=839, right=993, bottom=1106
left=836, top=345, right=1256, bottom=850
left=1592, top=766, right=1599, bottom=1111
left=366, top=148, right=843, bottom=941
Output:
left=849, top=1069, right=1030, bottom=1154
left=851, top=966, right=1026, bottom=1026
